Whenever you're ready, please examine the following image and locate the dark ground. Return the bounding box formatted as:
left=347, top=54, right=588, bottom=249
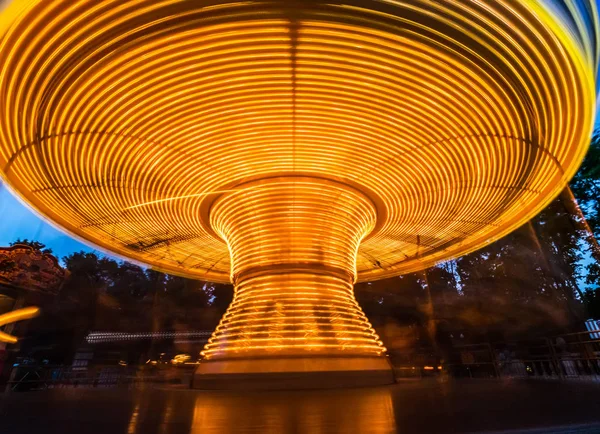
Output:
left=1, top=380, right=600, bottom=433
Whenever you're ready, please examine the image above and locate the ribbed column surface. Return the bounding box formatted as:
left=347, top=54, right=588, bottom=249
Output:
left=201, top=177, right=385, bottom=359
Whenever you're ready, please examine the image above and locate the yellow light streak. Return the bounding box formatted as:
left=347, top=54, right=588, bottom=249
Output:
left=0, top=307, right=40, bottom=344
left=123, top=185, right=269, bottom=210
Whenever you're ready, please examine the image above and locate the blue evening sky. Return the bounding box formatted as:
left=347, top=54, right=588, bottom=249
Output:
left=0, top=185, right=97, bottom=261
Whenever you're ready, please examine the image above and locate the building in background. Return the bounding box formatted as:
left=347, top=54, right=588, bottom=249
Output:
left=0, top=244, right=66, bottom=380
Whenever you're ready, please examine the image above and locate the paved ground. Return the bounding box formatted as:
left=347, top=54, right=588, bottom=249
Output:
left=1, top=380, right=600, bottom=433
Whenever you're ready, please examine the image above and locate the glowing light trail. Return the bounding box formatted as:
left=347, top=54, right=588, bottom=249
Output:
left=123, top=185, right=270, bottom=210
left=0, top=307, right=40, bottom=344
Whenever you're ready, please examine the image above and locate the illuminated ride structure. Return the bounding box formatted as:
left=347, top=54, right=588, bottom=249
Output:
left=0, top=0, right=597, bottom=388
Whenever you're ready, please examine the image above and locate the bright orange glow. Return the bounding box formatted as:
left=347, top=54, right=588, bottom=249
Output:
left=202, top=178, right=384, bottom=358
left=0, top=307, right=40, bottom=344
left=0, top=1, right=596, bottom=360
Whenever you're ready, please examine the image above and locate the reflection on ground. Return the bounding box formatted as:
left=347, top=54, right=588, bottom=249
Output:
left=1, top=380, right=600, bottom=433
left=188, top=386, right=395, bottom=434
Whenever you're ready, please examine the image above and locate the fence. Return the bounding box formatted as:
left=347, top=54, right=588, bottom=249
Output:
left=389, top=329, right=600, bottom=381
left=3, top=364, right=195, bottom=392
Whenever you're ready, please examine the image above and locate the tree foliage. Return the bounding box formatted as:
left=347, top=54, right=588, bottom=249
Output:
left=570, top=131, right=600, bottom=238
left=58, top=251, right=233, bottom=337
left=569, top=130, right=600, bottom=317
left=10, top=238, right=53, bottom=254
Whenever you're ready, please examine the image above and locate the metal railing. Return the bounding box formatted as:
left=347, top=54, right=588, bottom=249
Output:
left=388, top=329, right=600, bottom=382
left=3, top=365, right=194, bottom=392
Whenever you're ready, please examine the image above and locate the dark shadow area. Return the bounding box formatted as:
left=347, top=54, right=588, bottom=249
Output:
left=1, top=380, right=600, bottom=434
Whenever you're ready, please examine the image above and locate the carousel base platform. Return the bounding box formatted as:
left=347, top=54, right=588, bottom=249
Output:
left=191, top=355, right=395, bottom=390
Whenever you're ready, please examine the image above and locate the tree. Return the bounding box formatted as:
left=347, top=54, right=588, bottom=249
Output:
left=356, top=273, right=425, bottom=327
left=10, top=238, right=53, bottom=255
left=569, top=130, right=600, bottom=317
left=107, top=261, right=149, bottom=298
left=455, top=198, right=586, bottom=340
left=59, top=252, right=105, bottom=350
left=570, top=131, right=600, bottom=239
left=59, top=251, right=233, bottom=333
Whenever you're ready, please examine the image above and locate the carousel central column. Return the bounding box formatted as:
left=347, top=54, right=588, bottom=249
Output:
left=193, top=177, right=394, bottom=388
